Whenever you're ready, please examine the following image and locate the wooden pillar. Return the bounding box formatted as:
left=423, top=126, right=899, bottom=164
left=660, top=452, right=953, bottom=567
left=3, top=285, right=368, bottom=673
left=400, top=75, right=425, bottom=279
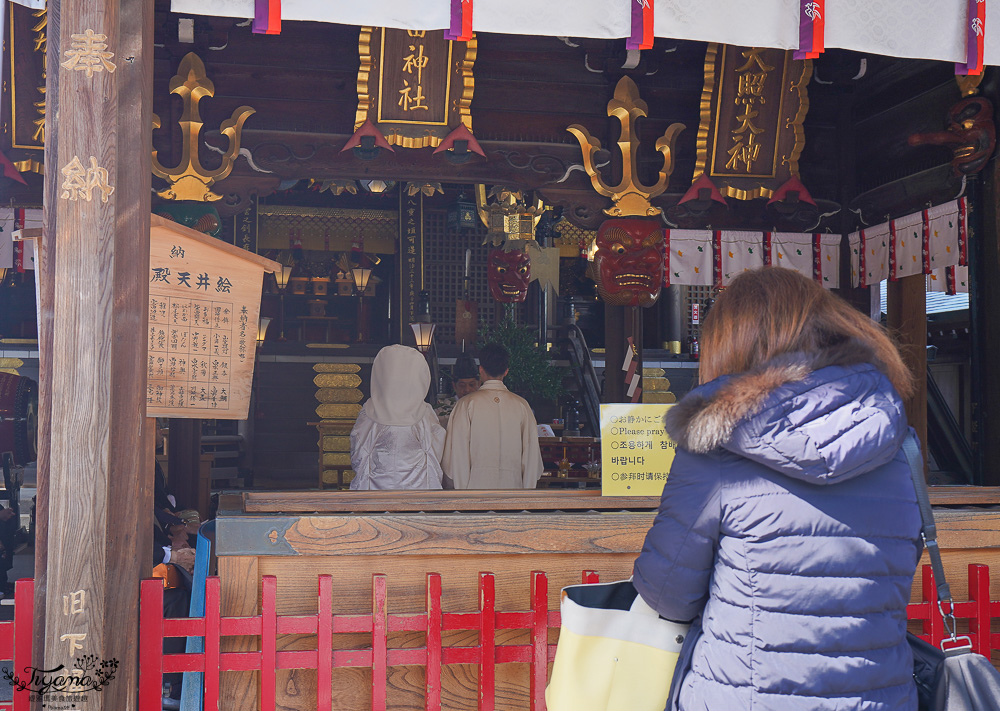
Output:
left=603, top=305, right=642, bottom=402
left=976, top=163, right=1000, bottom=484
left=886, top=275, right=928, bottom=462
left=40, top=0, right=154, bottom=708
left=168, top=418, right=202, bottom=512
left=395, top=190, right=423, bottom=344
left=661, top=285, right=682, bottom=353
left=32, top=227, right=53, bottom=658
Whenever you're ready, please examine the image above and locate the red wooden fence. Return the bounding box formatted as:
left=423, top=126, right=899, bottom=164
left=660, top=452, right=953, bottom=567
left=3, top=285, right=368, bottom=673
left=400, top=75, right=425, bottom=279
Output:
left=0, top=579, right=33, bottom=711
left=2, top=566, right=999, bottom=710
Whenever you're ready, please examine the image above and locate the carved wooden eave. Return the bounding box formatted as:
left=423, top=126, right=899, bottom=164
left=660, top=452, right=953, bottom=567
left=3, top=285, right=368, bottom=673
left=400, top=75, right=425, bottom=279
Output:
left=849, top=164, right=965, bottom=227
left=211, top=132, right=605, bottom=222
left=229, top=131, right=583, bottom=183
left=209, top=130, right=848, bottom=232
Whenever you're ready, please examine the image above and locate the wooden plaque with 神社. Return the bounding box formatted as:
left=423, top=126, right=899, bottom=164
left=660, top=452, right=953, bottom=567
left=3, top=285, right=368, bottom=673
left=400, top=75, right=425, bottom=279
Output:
left=147, top=214, right=279, bottom=419
left=356, top=27, right=476, bottom=148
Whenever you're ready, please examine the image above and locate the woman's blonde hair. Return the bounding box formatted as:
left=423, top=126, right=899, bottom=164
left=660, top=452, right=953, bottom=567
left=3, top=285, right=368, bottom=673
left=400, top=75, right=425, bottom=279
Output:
left=698, top=267, right=914, bottom=399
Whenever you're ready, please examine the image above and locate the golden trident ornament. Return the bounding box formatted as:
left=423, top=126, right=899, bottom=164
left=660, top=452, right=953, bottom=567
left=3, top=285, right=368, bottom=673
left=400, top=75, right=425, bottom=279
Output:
left=568, top=76, right=684, bottom=217
left=152, top=52, right=255, bottom=201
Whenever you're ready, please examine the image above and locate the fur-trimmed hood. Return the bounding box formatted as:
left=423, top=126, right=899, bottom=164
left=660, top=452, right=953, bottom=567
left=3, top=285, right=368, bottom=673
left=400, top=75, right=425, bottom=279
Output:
left=665, top=341, right=909, bottom=485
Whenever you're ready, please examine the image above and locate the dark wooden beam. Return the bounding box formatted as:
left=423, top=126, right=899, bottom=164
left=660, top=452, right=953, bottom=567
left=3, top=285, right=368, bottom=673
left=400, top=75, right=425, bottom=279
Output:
left=886, top=275, right=928, bottom=465
left=168, top=418, right=202, bottom=513
left=41, top=1, right=153, bottom=707
left=603, top=305, right=642, bottom=403
left=975, top=166, right=1000, bottom=485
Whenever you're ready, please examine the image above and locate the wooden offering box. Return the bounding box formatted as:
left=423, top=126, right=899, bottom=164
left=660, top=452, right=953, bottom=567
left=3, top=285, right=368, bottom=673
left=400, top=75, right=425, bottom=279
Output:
left=212, top=488, right=1000, bottom=709
left=214, top=490, right=658, bottom=710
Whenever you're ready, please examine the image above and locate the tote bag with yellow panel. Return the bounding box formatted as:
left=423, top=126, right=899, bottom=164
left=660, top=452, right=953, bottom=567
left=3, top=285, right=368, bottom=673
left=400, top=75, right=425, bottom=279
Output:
left=546, top=579, right=689, bottom=711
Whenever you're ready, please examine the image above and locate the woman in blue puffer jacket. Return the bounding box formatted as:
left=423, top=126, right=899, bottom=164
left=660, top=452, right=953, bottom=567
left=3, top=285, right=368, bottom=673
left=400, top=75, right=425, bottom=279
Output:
left=634, top=267, right=922, bottom=711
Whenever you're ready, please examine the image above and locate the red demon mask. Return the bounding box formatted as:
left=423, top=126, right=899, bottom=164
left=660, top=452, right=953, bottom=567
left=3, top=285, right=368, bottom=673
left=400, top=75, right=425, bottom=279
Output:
left=593, top=219, right=664, bottom=307
left=908, top=96, right=996, bottom=176
left=487, top=248, right=531, bottom=303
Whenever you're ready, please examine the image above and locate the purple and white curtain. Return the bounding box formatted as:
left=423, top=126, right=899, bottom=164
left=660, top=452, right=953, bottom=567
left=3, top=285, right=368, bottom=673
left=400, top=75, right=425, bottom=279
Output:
left=176, top=0, right=998, bottom=69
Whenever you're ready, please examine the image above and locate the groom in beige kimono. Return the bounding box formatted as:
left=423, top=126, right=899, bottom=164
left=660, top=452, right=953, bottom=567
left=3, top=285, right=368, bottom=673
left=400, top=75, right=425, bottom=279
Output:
left=443, top=343, right=544, bottom=489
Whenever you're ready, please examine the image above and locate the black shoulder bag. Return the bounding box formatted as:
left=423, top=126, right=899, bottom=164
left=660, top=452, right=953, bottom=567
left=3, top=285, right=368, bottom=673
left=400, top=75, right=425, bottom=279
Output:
left=902, top=433, right=1000, bottom=710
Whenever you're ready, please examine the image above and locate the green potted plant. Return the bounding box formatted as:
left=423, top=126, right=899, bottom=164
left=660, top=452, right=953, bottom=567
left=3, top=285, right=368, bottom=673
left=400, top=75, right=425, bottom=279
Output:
left=478, top=317, right=566, bottom=404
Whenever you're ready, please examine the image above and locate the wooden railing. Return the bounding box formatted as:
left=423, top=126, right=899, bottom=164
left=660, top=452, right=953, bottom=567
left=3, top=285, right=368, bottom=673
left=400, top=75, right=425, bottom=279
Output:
left=2, top=565, right=999, bottom=711
left=0, top=579, right=33, bottom=711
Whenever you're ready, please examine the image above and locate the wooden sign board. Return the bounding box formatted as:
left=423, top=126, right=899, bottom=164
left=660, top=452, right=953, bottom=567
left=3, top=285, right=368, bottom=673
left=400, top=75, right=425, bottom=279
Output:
left=695, top=44, right=811, bottom=200
left=600, top=403, right=676, bottom=497
left=356, top=27, right=476, bottom=148
left=4, top=3, right=45, bottom=152
left=455, top=299, right=477, bottom=346
left=147, top=215, right=279, bottom=419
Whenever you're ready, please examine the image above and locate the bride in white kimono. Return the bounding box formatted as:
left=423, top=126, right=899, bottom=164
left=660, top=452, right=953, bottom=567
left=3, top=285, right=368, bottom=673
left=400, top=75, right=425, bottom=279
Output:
left=349, top=344, right=446, bottom=490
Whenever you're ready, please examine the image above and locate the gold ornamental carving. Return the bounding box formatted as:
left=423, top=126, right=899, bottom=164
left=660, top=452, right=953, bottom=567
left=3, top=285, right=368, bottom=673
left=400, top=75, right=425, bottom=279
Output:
left=313, top=373, right=362, bottom=389
left=315, top=403, right=362, bottom=419
left=568, top=77, right=685, bottom=217
left=315, top=388, right=364, bottom=404
left=313, top=363, right=361, bottom=374
left=322, top=436, right=351, bottom=451
left=151, top=53, right=255, bottom=202
left=322, top=452, right=353, bottom=468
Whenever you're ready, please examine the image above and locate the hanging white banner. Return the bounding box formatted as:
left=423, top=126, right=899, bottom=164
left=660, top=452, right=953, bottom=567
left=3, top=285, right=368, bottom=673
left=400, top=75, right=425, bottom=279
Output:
left=170, top=0, right=1000, bottom=66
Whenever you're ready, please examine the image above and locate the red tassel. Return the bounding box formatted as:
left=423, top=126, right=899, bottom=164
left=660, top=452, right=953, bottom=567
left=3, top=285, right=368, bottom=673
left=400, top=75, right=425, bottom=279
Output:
left=958, top=198, right=968, bottom=266
left=888, top=220, right=898, bottom=282
left=663, top=229, right=670, bottom=287
left=712, top=230, right=722, bottom=288
left=627, top=0, right=654, bottom=51
left=921, top=210, right=931, bottom=275
left=813, top=233, right=823, bottom=283
left=252, top=0, right=281, bottom=35
left=445, top=0, right=474, bottom=41
left=859, top=229, right=868, bottom=288
left=956, top=0, right=986, bottom=76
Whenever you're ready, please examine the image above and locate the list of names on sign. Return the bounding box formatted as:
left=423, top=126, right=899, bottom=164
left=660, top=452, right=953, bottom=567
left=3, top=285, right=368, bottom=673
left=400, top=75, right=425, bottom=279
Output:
left=148, top=295, right=235, bottom=411
left=147, top=215, right=279, bottom=420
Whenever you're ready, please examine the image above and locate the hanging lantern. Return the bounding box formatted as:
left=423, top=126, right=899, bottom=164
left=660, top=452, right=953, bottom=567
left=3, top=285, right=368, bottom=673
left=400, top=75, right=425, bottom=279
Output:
left=446, top=192, right=478, bottom=231
left=351, top=267, right=373, bottom=295
left=358, top=179, right=396, bottom=194
left=410, top=290, right=436, bottom=353
left=256, top=317, right=272, bottom=347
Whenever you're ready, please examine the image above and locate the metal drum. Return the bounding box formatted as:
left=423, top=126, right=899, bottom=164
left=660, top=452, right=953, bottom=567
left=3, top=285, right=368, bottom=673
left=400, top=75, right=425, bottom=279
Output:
left=0, top=372, right=37, bottom=465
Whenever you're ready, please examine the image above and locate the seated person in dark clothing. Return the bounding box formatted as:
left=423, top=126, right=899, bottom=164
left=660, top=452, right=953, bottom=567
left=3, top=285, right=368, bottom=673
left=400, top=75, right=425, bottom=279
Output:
left=153, top=508, right=195, bottom=571
left=153, top=423, right=195, bottom=711
left=0, top=506, right=18, bottom=596
left=154, top=507, right=194, bottom=710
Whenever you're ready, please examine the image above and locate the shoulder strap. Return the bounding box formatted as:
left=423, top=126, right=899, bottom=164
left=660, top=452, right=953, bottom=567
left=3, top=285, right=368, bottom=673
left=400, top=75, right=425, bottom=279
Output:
left=902, top=433, right=952, bottom=605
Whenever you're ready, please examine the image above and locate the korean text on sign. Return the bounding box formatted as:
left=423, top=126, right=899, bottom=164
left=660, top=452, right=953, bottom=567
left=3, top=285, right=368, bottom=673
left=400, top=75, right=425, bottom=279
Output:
left=600, top=403, right=676, bottom=496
